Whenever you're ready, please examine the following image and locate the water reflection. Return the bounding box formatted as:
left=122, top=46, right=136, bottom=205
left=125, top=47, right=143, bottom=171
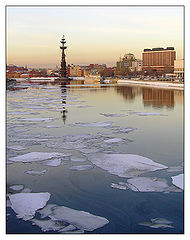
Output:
left=60, top=84, right=68, bottom=124
left=142, top=88, right=174, bottom=109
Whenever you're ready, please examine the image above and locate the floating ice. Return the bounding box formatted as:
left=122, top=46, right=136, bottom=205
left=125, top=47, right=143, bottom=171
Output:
left=88, top=153, right=168, bottom=178
left=104, top=138, right=125, bottom=143
left=9, top=192, right=51, bottom=220
left=31, top=219, right=67, bottom=232
left=9, top=152, right=68, bottom=163
left=7, top=146, right=27, bottom=151
left=21, top=188, right=32, bottom=193
left=70, top=157, right=86, bottom=162
left=19, top=118, right=54, bottom=122
left=111, top=183, right=127, bottom=190
left=9, top=185, right=24, bottom=191
left=38, top=204, right=56, bottom=219
left=69, top=165, right=93, bottom=171
left=139, top=218, right=173, bottom=229
left=70, top=121, right=113, bottom=128
left=25, top=169, right=47, bottom=176
left=131, top=112, right=167, bottom=116
left=126, top=177, right=171, bottom=192
left=59, top=224, right=76, bottom=232
left=46, top=125, right=62, bottom=128
left=48, top=205, right=109, bottom=231
left=8, top=112, right=33, bottom=115
left=79, top=148, right=100, bottom=154
left=100, top=113, right=128, bottom=117
left=42, top=158, right=62, bottom=167
left=114, top=127, right=137, bottom=134
left=172, top=174, right=184, bottom=190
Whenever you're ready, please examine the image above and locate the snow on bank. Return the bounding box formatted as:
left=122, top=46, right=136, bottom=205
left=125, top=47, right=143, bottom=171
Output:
left=88, top=153, right=168, bottom=178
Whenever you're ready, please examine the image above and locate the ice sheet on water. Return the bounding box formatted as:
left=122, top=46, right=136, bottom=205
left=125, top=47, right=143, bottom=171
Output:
left=9, top=152, right=68, bottom=163
left=100, top=113, right=128, bottom=117
left=70, top=156, right=86, bottom=162
left=69, top=121, right=113, bottom=128
left=48, top=205, right=109, bottom=231
left=131, top=112, right=167, bottom=116
left=104, top=138, right=125, bottom=143
left=126, top=177, right=171, bottom=192
left=8, top=112, right=34, bottom=115
left=111, top=183, right=127, bottom=190
left=42, top=158, right=62, bottom=167
left=38, top=204, right=57, bottom=219
left=19, top=118, right=54, bottom=122
left=58, top=224, right=76, bottom=232
left=114, top=127, right=137, bottom=134
left=21, top=188, right=32, bottom=193
left=10, top=185, right=24, bottom=191
left=88, top=153, right=168, bottom=178
left=69, top=165, right=93, bottom=171
left=172, top=173, right=184, bottom=190
left=46, top=125, right=62, bottom=128
left=7, top=146, right=27, bottom=151
left=139, top=218, right=174, bottom=229
left=79, top=148, right=101, bottom=154
left=25, top=169, right=47, bottom=176
left=31, top=219, right=67, bottom=232
left=9, top=192, right=51, bottom=220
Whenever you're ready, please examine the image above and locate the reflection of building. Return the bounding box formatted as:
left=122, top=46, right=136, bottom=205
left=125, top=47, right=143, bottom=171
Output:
left=142, top=88, right=174, bottom=108
left=174, top=90, right=184, bottom=105
left=115, top=86, right=142, bottom=101
left=142, top=47, right=176, bottom=74
left=174, top=59, right=184, bottom=79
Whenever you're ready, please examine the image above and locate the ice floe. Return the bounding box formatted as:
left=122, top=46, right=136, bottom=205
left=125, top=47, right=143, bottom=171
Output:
left=139, top=218, right=174, bottom=229
left=167, top=166, right=183, bottom=173
left=19, top=118, right=54, bottom=122
left=88, top=153, right=168, bottom=178
left=70, top=156, right=86, bottom=162
left=131, top=112, right=167, bottom=116
left=9, top=152, right=68, bottom=163
left=104, top=138, right=125, bottom=143
left=69, top=121, right=113, bottom=128
left=25, top=169, right=47, bottom=176
left=31, top=219, right=67, bottom=232
left=9, top=192, right=51, bottom=220
left=10, top=185, right=24, bottom=191
left=7, top=146, right=27, bottom=151
left=172, top=174, right=184, bottom=190
left=42, top=158, right=62, bottom=167
left=48, top=205, right=109, bottom=231
left=38, top=204, right=57, bottom=219
left=114, top=127, right=137, bottom=134
left=69, top=165, right=93, bottom=171
left=100, top=113, right=128, bottom=117
left=111, top=183, right=127, bottom=190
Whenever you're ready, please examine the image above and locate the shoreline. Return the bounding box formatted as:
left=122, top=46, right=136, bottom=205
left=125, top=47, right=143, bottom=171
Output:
left=116, top=79, right=184, bottom=90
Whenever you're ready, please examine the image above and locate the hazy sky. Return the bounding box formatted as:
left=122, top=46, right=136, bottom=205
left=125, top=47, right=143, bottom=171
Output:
left=7, top=6, right=184, bottom=68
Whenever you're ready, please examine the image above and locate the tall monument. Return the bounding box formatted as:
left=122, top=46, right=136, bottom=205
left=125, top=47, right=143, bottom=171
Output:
left=60, top=35, right=67, bottom=78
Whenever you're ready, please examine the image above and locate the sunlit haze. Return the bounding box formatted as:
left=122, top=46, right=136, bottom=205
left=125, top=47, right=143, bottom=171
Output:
left=7, top=6, right=184, bottom=68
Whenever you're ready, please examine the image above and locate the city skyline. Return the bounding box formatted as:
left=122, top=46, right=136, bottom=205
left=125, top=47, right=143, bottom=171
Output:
left=7, top=6, right=184, bottom=68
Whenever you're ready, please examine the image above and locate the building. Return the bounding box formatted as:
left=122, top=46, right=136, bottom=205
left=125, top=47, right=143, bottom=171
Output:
left=142, top=47, right=176, bottom=74
left=116, top=53, right=142, bottom=75
left=69, top=64, right=83, bottom=77
left=131, top=59, right=143, bottom=72
left=174, top=59, right=184, bottom=79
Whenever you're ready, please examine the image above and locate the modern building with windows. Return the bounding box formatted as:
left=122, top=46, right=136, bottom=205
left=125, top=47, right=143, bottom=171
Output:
left=142, top=47, right=176, bottom=74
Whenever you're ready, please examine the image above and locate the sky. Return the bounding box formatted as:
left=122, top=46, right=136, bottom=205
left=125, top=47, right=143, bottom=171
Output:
left=6, top=6, right=184, bottom=68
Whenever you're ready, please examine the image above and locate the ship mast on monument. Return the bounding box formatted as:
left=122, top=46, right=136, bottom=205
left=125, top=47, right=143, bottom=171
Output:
left=60, top=35, right=67, bottom=78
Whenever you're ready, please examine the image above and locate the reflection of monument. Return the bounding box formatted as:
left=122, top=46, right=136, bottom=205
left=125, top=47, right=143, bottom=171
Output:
left=60, top=84, right=68, bottom=124
left=142, top=88, right=174, bottom=108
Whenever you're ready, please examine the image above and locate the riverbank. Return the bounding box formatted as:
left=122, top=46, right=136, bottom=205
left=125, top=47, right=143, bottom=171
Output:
left=117, top=79, right=184, bottom=90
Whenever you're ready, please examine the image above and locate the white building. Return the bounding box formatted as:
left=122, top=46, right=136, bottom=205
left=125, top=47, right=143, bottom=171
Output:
left=174, top=59, right=184, bottom=79
left=131, top=59, right=143, bottom=72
